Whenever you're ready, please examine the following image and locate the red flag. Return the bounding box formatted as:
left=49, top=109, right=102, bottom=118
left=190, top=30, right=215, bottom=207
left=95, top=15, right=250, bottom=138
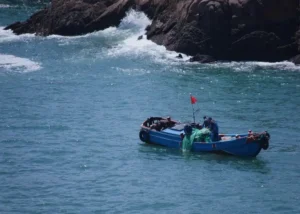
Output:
left=190, top=95, right=197, bottom=104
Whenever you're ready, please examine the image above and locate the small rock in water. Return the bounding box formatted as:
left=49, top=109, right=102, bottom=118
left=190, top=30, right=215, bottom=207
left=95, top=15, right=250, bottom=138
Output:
left=290, top=54, right=300, bottom=65
left=189, top=54, right=215, bottom=63
left=137, top=35, right=143, bottom=40
left=145, top=25, right=151, bottom=31
left=176, top=54, right=183, bottom=59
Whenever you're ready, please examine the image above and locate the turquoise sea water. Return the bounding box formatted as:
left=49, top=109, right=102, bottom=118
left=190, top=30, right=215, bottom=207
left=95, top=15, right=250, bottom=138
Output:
left=1, top=3, right=300, bottom=214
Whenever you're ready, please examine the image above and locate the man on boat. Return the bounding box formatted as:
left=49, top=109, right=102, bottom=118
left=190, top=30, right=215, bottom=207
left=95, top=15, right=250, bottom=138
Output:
left=150, top=122, right=162, bottom=131
left=202, top=116, right=209, bottom=128
left=159, top=116, right=174, bottom=129
left=150, top=117, right=173, bottom=131
left=207, top=117, right=219, bottom=141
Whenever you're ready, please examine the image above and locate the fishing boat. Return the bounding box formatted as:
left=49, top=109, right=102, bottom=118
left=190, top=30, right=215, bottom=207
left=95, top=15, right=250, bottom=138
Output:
left=139, top=116, right=270, bottom=157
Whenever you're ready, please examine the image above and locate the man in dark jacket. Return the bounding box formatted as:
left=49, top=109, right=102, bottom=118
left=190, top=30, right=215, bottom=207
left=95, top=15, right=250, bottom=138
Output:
left=207, top=117, right=219, bottom=141
left=202, top=116, right=209, bottom=128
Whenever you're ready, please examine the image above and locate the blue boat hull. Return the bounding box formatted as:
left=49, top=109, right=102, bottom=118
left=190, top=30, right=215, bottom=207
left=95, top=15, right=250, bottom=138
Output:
left=145, top=129, right=262, bottom=157
left=139, top=118, right=269, bottom=157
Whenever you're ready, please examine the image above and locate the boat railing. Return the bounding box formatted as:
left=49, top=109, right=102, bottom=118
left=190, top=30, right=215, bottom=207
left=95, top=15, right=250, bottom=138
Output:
left=142, top=117, right=163, bottom=128
left=141, top=117, right=178, bottom=131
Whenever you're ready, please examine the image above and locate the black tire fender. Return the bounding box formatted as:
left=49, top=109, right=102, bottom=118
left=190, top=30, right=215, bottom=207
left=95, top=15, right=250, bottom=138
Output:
left=260, top=133, right=270, bottom=150
left=139, top=130, right=150, bottom=143
left=262, top=141, right=269, bottom=150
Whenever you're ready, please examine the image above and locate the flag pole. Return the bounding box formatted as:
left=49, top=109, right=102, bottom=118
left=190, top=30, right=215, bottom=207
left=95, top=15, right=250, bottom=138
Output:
left=192, top=104, right=195, bottom=123
left=190, top=94, right=195, bottom=123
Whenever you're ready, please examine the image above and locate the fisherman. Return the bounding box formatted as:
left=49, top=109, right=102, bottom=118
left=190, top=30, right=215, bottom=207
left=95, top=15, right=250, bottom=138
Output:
left=182, top=124, right=193, bottom=151
left=202, top=116, right=209, bottom=128
left=207, top=117, right=219, bottom=141
left=150, top=122, right=162, bottom=131
left=159, top=116, right=174, bottom=129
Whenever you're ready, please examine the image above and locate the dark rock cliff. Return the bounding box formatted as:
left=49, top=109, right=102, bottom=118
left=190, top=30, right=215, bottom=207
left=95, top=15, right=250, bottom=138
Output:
left=142, top=0, right=300, bottom=62
left=5, top=0, right=134, bottom=36
left=5, top=0, right=300, bottom=63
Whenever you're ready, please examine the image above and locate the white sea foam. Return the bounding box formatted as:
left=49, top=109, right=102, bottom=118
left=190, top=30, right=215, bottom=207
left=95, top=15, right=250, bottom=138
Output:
left=0, top=27, right=35, bottom=43
left=51, top=10, right=189, bottom=64
left=105, top=10, right=190, bottom=64
left=46, top=12, right=137, bottom=41
left=47, top=26, right=127, bottom=47
left=112, top=67, right=151, bottom=76
left=0, top=4, right=11, bottom=8
left=0, top=54, right=41, bottom=72
left=119, top=9, right=152, bottom=30
left=1, top=9, right=299, bottom=71
left=47, top=10, right=149, bottom=44
left=47, top=26, right=120, bottom=39
left=204, top=61, right=300, bottom=72
left=106, top=10, right=300, bottom=70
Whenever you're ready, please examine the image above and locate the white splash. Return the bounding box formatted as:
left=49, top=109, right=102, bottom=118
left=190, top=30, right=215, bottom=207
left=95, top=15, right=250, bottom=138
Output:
left=1, top=9, right=299, bottom=71
left=112, top=67, right=151, bottom=76
left=0, top=27, right=35, bottom=43
left=105, top=10, right=189, bottom=64
left=0, top=54, right=41, bottom=72
left=47, top=26, right=121, bottom=40
left=49, top=9, right=189, bottom=64
left=119, top=8, right=152, bottom=30
left=47, top=10, right=149, bottom=43
left=0, top=4, right=11, bottom=8
left=45, top=9, right=148, bottom=41
left=204, top=61, right=300, bottom=72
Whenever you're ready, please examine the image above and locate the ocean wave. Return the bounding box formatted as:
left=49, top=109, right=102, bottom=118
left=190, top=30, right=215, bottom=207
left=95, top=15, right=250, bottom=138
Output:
left=104, top=10, right=190, bottom=64
left=47, top=26, right=118, bottom=39
left=0, top=4, right=12, bottom=8
left=49, top=10, right=189, bottom=64
left=0, top=27, right=35, bottom=43
left=47, top=9, right=150, bottom=41
left=106, top=35, right=189, bottom=64
left=0, top=54, right=41, bottom=72
left=1, top=9, right=299, bottom=71
left=203, top=61, right=300, bottom=72
left=119, top=9, right=152, bottom=30
left=104, top=10, right=300, bottom=69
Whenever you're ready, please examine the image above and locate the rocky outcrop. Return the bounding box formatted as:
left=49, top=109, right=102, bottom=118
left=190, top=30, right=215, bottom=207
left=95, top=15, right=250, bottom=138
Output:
left=7, top=0, right=50, bottom=4
left=189, top=54, right=215, bottom=63
left=144, top=0, right=300, bottom=62
left=5, top=0, right=134, bottom=36
left=5, top=0, right=300, bottom=63
left=290, top=54, right=300, bottom=65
